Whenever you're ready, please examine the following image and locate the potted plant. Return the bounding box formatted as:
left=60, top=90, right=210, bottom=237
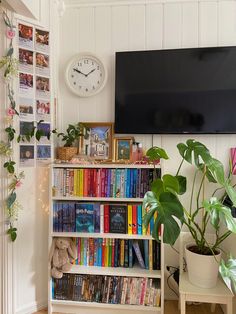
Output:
left=143, top=139, right=236, bottom=292
left=52, top=123, right=84, bottom=161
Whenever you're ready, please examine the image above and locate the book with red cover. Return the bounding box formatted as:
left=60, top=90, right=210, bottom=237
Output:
left=104, top=204, right=110, bottom=233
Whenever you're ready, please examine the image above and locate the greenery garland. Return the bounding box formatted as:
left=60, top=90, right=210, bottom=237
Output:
left=0, top=10, right=45, bottom=241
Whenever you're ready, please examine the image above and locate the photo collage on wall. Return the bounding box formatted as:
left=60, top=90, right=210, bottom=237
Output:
left=18, top=23, right=51, bottom=166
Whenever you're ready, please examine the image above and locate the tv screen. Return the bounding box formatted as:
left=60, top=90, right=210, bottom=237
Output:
left=115, top=47, right=236, bottom=134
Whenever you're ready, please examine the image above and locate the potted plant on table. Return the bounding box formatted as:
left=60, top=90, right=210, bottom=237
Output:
left=143, top=139, right=236, bottom=292
left=52, top=123, right=84, bottom=161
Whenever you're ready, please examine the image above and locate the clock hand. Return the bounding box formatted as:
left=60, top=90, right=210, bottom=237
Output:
left=85, top=68, right=96, bottom=76
left=73, top=68, right=86, bottom=76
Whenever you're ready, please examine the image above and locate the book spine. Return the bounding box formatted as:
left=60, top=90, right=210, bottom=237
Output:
left=124, top=239, right=129, bottom=268
left=89, top=238, right=94, bottom=266
left=102, top=238, right=106, bottom=267
left=98, top=238, right=102, bottom=267
left=115, top=169, right=121, bottom=197
left=128, top=239, right=133, bottom=268
left=114, top=239, right=119, bottom=267
left=132, top=205, right=137, bottom=234
left=120, top=239, right=125, bottom=267
left=149, top=240, right=153, bottom=271
left=127, top=204, right=132, bottom=235
left=108, top=238, right=112, bottom=267
left=105, top=238, right=109, bottom=267
left=133, top=240, right=145, bottom=269
left=120, top=169, right=125, bottom=198
left=100, top=204, right=104, bottom=233
left=80, top=238, right=84, bottom=265
left=104, top=204, right=109, bottom=233
left=111, top=239, right=115, bottom=267
left=83, top=169, right=88, bottom=197
left=137, top=204, right=142, bottom=235
left=77, top=238, right=81, bottom=265
left=144, top=239, right=149, bottom=270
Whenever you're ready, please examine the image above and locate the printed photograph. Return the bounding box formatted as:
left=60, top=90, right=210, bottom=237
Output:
left=20, top=145, right=34, bottom=167
left=18, top=23, right=33, bottom=49
left=19, top=49, right=33, bottom=72
left=19, top=72, right=33, bottom=96
left=80, top=123, right=113, bottom=160
left=20, top=121, right=34, bottom=139
left=35, top=28, right=49, bottom=52
left=36, top=53, right=49, bottom=76
left=36, top=76, right=49, bottom=91
left=114, top=137, right=134, bottom=161
left=37, top=145, right=51, bottom=159
left=36, top=99, right=50, bottom=121
left=37, top=123, right=51, bottom=143
left=19, top=97, right=34, bottom=119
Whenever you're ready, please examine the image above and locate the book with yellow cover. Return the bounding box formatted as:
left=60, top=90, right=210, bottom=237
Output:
left=79, top=169, right=84, bottom=196
left=128, top=204, right=132, bottom=234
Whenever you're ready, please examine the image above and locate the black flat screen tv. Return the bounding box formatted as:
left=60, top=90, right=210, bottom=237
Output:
left=115, top=47, right=236, bottom=134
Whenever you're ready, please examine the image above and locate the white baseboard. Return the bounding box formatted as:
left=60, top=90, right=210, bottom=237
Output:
left=15, top=300, right=47, bottom=314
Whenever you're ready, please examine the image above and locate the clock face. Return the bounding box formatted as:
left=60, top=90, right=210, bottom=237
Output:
left=66, top=54, right=107, bottom=97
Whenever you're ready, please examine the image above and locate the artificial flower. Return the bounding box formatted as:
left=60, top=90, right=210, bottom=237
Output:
left=6, top=29, right=15, bottom=39
left=7, top=107, right=15, bottom=116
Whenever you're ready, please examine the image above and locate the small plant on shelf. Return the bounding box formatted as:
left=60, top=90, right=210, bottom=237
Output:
left=52, top=122, right=84, bottom=160
left=143, top=139, right=236, bottom=292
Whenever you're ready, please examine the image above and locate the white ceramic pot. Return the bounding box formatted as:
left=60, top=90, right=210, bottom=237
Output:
left=185, top=244, right=221, bottom=288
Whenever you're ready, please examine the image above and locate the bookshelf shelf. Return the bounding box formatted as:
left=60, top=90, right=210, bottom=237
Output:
left=52, top=196, right=144, bottom=202
left=53, top=163, right=160, bottom=169
left=51, top=299, right=161, bottom=312
left=65, top=265, right=161, bottom=278
left=51, top=232, right=153, bottom=240
left=49, top=163, right=164, bottom=314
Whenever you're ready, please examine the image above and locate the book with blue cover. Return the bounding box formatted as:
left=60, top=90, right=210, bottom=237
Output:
left=75, top=203, right=95, bottom=232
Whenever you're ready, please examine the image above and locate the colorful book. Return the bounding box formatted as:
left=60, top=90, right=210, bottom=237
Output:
left=109, top=204, right=127, bottom=234
left=75, top=203, right=95, bottom=233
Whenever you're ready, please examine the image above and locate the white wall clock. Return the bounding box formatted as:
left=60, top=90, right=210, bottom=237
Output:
left=65, top=53, right=107, bottom=97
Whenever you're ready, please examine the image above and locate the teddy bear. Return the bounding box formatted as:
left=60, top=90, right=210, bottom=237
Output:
left=49, top=237, right=77, bottom=279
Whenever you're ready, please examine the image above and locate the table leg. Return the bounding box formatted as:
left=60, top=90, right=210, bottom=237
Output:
left=227, top=298, right=233, bottom=314
left=211, top=303, right=216, bottom=312
left=180, top=294, right=186, bottom=314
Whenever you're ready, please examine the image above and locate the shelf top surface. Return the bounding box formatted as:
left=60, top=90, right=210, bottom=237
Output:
left=52, top=163, right=160, bottom=169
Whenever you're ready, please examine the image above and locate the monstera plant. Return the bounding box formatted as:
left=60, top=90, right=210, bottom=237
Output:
left=143, top=139, right=236, bottom=292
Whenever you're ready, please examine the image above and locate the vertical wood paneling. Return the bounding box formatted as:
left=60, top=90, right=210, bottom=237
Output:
left=146, top=4, right=163, bottom=50
left=199, top=1, right=218, bottom=47
left=163, top=3, right=182, bottom=49
left=112, top=6, right=129, bottom=51
left=219, top=1, right=236, bottom=46
left=78, top=7, right=97, bottom=121
left=59, top=8, right=80, bottom=129
left=95, top=6, right=113, bottom=121
left=182, top=2, right=198, bottom=47
left=129, top=5, right=145, bottom=50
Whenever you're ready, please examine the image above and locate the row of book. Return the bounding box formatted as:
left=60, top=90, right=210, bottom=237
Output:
left=75, top=238, right=161, bottom=271
left=53, top=274, right=161, bottom=307
left=53, top=202, right=156, bottom=235
left=53, top=168, right=161, bottom=198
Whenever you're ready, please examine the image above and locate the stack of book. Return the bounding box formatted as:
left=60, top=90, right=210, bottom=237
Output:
left=53, top=274, right=161, bottom=307
left=75, top=238, right=161, bottom=270
left=53, top=202, right=156, bottom=235
left=53, top=168, right=160, bottom=198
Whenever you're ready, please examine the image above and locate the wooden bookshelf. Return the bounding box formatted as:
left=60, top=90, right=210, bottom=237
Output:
left=48, top=163, right=164, bottom=314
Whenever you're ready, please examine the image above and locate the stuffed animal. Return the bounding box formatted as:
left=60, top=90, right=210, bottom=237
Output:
left=49, top=237, right=77, bottom=279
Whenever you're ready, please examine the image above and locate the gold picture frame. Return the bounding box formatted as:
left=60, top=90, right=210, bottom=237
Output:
left=113, top=137, right=134, bottom=162
left=80, top=122, right=114, bottom=160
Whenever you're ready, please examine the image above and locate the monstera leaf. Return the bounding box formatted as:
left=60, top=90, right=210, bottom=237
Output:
left=146, top=146, right=169, bottom=162
left=143, top=191, right=184, bottom=245
left=203, top=197, right=236, bottom=233
left=220, top=257, right=236, bottom=293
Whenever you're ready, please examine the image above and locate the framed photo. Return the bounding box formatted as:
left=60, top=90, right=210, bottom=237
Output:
left=113, top=137, right=134, bottom=162
left=80, top=123, right=113, bottom=160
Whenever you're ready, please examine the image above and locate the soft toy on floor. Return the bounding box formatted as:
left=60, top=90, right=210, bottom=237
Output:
left=49, top=237, right=77, bottom=279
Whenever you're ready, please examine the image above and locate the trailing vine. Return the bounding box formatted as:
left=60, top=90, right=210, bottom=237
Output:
left=0, top=10, right=45, bottom=241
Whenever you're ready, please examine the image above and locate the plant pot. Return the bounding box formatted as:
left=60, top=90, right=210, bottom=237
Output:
left=57, top=147, right=78, bottom=161
left=185, top=244, right=221, bottom=288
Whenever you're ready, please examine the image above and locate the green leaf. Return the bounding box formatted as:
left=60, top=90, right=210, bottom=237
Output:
left=219, top=258, right=236, bottom=293
left=6, top=192, right=16, bottom=208
left=203, top=197, right=236, bottom=233
left=162, top=174, right=180, bottom=194
left=176, top=175, right=187, bottom=195
left=143, top=191, right=184, bottom=245
left=177, top=140, right=211, bottom=166
left=225, top=183, right=236, bottom=208
left=151, top=179, right=164, bottom=199
left=146, top=147, right=169, bottom=162
left=7, top=47, right=14, bottom=56
left=177, top=143, right=188, bottom=159
left=207, top=158, right=225, bottom=185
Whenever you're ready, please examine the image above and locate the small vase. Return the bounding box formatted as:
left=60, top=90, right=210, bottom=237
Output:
left=185, top=244, right=221, bottom=288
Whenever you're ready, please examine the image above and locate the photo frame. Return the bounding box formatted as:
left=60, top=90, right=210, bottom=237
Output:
left=113, top=137, right=134, bottom=162
left=80, top=123, right=113, bottom=160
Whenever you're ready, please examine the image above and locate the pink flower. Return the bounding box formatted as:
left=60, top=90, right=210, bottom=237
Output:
left=15, top=180, right=22, bottom=188
left=7, top=108, right=15, bottom=116
left=6, top=29, right=15, bottom=39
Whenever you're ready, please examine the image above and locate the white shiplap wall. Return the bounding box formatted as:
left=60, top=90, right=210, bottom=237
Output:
left=58, top=0, right=236, bottom=302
